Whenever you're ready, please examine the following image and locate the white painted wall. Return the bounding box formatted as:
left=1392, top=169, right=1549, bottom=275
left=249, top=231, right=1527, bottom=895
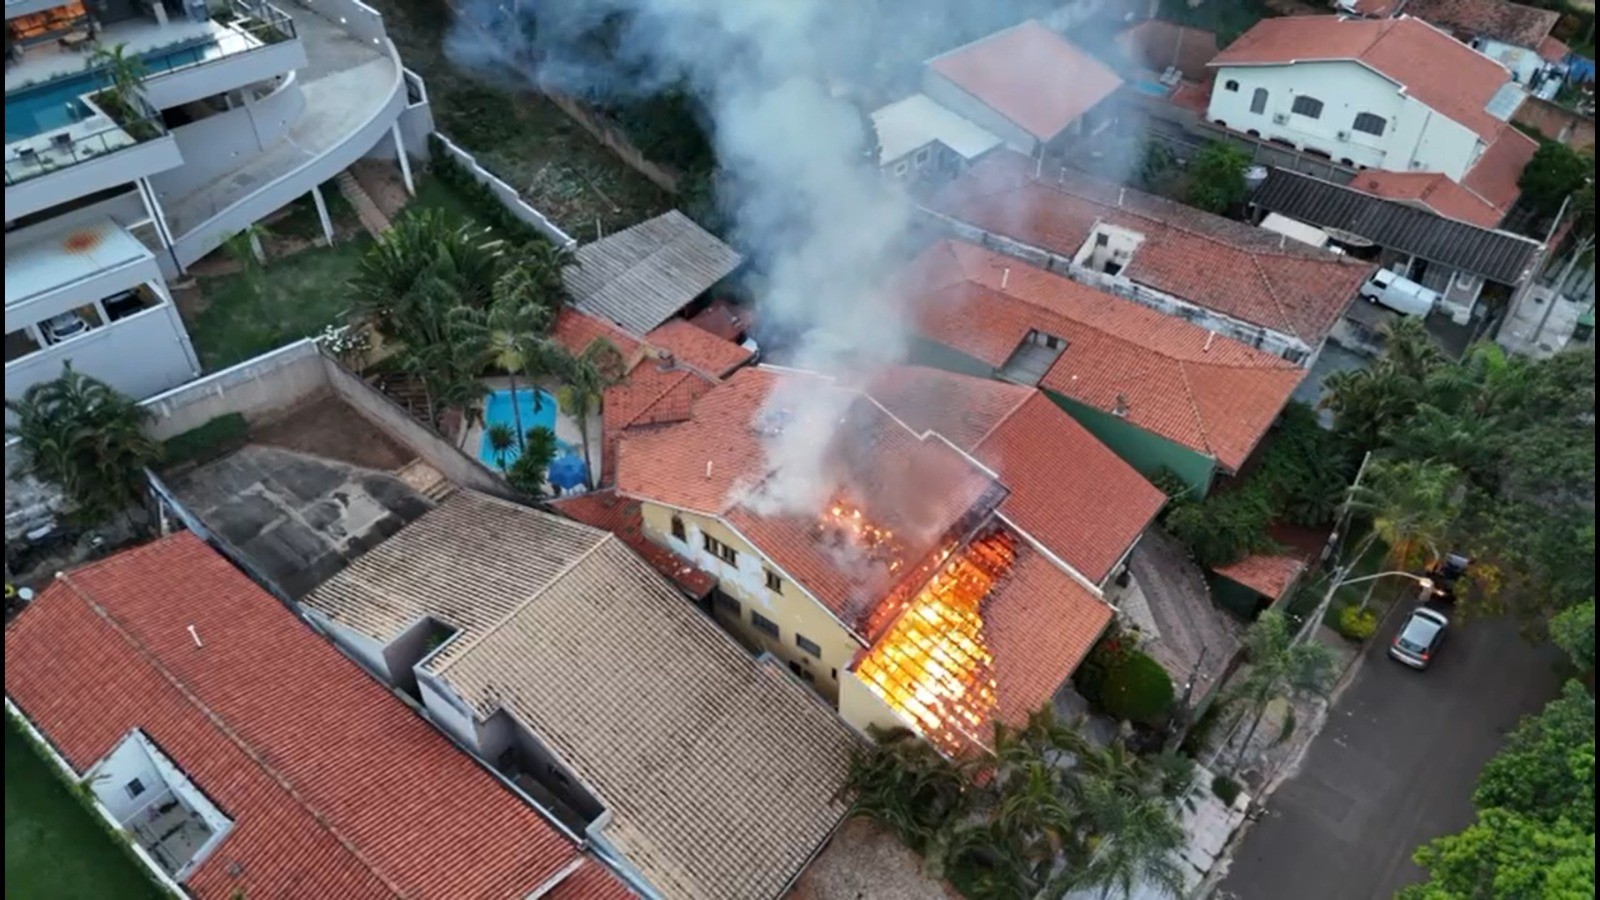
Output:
left=85, top=730, right=234, bottom=880
left=303, top=608, right=395, bottom=684
left=4, top=300, right=200, bottom=412
left=1207, top=60, right=1483, bottom=178
left=150, top=75, right=307, bottom=201
left=417, top=669, right=482, bottom=750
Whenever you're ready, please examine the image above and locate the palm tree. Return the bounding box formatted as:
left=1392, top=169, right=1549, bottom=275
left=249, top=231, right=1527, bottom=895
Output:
left=86, top=42, right=146, bottom=124
left=1070, top=772, right=1188, bottom=899
left=1224, top=610, right=1336, bottom=770
left=454, top=268, right=557, bottom=449
left=1379, top=316, right=1446, bottom=383
left=843, top=727, right=973, bottom=855
left=1351, top=458, right=1464, bottom=611
left=519, top=240, right=578, bottom=317
left=349, top=210, right=501, bottom=338
left=555, top=338, right=628, bottom=489
left=5, top=365, right=161, bottom=527
left=486, top=423, right=516, bottom=472
left=222, top=223, right=272, bottom=296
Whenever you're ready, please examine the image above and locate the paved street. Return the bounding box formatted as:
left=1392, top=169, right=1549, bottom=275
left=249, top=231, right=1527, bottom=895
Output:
left=1214, top=610, right=1565, bottom=900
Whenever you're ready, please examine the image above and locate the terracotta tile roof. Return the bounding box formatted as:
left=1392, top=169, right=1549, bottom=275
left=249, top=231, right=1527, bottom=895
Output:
left=902, top=241, right=1306, bottom=472
left=1354, top=170, right=1507, bottom=227
left=551, top=489, right=718, bottom=597
left=553, top=306, right=643, bottom=359
left=1210, top=16, right=1517, bottom=141
left=926, top=151, right=1370, bottom=345
left=616, top=367, right=1009, bottom=626
left=3, top=533, right=606, bottom=900
left=420, top=538, right=860, bottom=900
left=928, top=20, right=1123, bottom=141
left=1351, top=0, right=1400, bottom=15
left=868, top=366, right=1166, bottom=585
left=645, top=318, right=754, bottom=378
left=599, top=355, right=717, bottom=484
left=1118, top=20, right=1222, bottom=81
left=546, top=860, right=640, bottom=900
left=1212, top=552, right=1307, bottom=600
left=1402, top=0, right=1560, bottom=48
left=985, top=539, right=1115, bottom=727
left=688, top=300, right=752, bottom=343
left=1462, top=124, right=1539, bottom=212
left=1537, top=35, right=1569, bottom=62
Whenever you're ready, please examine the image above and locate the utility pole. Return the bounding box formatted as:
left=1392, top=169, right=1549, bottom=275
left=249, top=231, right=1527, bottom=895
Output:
left=1294, top=451, right=1372, bottom=646
left=1526, top=193, right=1574, bottom=353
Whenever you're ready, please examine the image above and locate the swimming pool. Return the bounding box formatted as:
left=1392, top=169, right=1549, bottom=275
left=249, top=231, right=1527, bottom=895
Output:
left=5, top=39, right=225, bottom=142
left=478, top=388, right=562, bottom=468
left=1130, top=80, right=1171, bottom=98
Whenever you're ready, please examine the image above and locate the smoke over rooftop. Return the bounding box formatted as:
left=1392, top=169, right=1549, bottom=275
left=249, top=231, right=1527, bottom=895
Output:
left=447, top=0, right=1062, bottom=519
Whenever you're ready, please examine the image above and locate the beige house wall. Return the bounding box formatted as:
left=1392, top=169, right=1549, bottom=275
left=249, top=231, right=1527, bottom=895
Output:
left=639, top=501, right=865, bottom=704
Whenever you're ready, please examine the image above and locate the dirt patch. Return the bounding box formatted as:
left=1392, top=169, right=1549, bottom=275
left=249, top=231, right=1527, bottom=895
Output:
left=250, top=393, right=415, bottom=471
left=351, top=159, right=414, bottom=222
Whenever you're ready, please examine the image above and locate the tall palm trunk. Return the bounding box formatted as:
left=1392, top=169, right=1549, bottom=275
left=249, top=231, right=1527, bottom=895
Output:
left=575, top=398, right=595, bottom=490
left=1233, top=700, right=1272, bottom=768
left=506, top=371, right=526, bottom=450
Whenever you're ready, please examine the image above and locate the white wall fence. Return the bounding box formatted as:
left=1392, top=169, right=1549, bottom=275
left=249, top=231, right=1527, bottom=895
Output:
left=430, top=133, right=577, bottom=248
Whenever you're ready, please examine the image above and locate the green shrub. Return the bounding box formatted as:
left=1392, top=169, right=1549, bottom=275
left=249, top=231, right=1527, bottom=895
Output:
left=1101, top=650, right=1177, bottom=726
left=1073, top=628, right=1135, bottom=707
left=1337, top=605, right=1379, bottom=642
left=426, top=134, right=547, bottom=247
left=1212, top=773, right=1242, bottom=806
left=161, top=413, right=248, bottom=469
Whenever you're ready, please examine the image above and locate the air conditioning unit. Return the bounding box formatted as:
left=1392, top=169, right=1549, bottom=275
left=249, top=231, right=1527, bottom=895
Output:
left=1272, top=113, right=1289, bottom=125
left=1337, top=130, right=1351, bottom=142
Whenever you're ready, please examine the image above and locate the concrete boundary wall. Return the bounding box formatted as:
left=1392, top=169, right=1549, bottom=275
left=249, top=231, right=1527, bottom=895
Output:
left=319, top=354, right=517, bottom=500
left=430, top=134, right=577, bottom=248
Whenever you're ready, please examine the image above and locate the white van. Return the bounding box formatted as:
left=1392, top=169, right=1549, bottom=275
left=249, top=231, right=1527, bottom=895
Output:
left=1359, top=269, right=1439, bottom=317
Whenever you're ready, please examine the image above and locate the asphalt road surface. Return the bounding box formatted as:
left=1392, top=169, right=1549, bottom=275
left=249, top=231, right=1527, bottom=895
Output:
left=1214, top=609, right=1565, bottom=900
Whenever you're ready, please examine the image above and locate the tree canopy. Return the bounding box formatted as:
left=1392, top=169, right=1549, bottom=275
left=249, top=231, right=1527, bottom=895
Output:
left=1185, top=141, right=1251, bottom=214
left=1516, top=141, right=1593, bottom=219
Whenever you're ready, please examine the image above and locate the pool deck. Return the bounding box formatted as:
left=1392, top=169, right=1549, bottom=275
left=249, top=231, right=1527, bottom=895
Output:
left=462, top=377, right=604, bottom=493
left=4, top=19, right=237, bottom=96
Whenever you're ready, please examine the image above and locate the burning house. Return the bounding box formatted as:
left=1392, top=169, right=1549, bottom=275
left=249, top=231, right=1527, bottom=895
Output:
left=614, top=366, right=1139, bottom=755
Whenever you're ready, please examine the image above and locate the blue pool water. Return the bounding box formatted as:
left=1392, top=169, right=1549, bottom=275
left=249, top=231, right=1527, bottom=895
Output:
left=478, top=388, right=563, bottom=468
left=1131, top=80, right=1170, bottom=98
left=5, top=40, right=224, bottom=142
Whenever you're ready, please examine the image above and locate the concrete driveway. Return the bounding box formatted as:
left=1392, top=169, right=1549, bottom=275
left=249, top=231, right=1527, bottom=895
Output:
left=1213, top=609, right=1564, bottom=900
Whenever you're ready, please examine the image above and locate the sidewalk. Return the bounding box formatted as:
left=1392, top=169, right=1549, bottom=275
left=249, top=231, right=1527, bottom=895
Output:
left=1497, top=283, right=1590, bottom=358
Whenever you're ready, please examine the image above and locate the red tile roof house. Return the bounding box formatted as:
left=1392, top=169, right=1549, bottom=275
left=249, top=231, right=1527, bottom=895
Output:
left=611, top=363, right=1166, bottom=757
left=1204, top=15, right=1539, bottom=227
left=1381, top=0, right=1564, bottom=88
left=922, top=151, right=1374, bottom=366
left=921, top=19, right=1125, bottom=161
left=899, top=239, right=1307, bottom=500
left=3, top=532, right=632, bottom=900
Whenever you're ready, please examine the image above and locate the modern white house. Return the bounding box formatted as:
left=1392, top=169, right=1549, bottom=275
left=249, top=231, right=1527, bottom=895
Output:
left=5, top=0, right=432, bottom=410
left=1207, top=15, right=1525, bottom=177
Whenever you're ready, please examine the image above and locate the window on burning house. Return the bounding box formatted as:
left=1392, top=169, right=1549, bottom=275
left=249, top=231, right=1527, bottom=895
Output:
left=1224, top=79, right=1239, bottom=92
left=713, top=592, right=741, bottom=617
left=765, top=569, right=783, bottom=593
left=671, top=516, right=686, bottom=541
left=796, top=634, right=822, bottom=658
left=752, top=611, right=781, bottom=640
left=702, top=533, right=737, bottom=565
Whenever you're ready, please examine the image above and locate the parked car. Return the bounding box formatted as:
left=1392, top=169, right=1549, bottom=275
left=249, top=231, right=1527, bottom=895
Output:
left=1390, top=606, right=1449, bottom=669
left=1359, top=269, right=1439, bottom=317
left=39, top=312, right=90, bottom=344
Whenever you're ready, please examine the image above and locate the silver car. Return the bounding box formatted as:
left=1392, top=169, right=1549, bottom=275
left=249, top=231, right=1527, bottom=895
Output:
left=1389, top=607, right=1449, bottom=669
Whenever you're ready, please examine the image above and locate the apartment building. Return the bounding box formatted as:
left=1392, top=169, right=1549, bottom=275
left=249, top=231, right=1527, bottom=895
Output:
left=5, top=0, right=431, bottom=409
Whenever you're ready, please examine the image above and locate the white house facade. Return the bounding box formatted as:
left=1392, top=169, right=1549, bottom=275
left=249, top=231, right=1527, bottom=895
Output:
left=1207, top=59, right=1486, bottom=177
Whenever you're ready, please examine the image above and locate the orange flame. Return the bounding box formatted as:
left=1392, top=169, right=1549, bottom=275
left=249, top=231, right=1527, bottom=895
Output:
left=855, top=530, right=1017, bottom=753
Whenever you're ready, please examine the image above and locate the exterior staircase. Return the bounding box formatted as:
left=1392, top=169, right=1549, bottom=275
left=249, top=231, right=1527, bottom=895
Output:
left=336, top=169, right=392, bottom=240
left=394, top=459, right=455, bottom=504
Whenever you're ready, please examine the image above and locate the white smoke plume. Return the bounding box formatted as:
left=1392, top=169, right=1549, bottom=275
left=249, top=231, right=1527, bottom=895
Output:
left=446, top=0, right=1074, bottom=517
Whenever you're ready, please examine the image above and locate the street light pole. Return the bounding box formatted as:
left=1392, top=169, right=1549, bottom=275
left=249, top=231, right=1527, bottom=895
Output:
left=1294, top=570, right=1434, bottom=646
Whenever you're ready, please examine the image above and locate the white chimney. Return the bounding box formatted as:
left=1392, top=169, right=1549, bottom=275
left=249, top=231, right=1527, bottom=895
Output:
left=1204, top=331, right=1215, bottom=352
left=1001, top=267, right=1011, bottom=289
left=188, top=625, right=203, bottom=648
left=705, top=460, right=714, bottom=480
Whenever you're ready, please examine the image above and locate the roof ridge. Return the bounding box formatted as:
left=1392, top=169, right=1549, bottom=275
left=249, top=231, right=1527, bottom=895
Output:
left=1171, top=360, right=1218, bottom=460
left=428, top=535, right=618, bottom=678
left=57, top=563, right=408, bottom=898
left=1245, top=254, right=1304, bottom=340
left=972, top=386, right=1041, bottom=452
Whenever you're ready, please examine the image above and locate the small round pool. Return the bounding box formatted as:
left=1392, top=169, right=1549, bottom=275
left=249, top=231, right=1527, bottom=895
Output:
left=478, top=388, right=561, bottom=468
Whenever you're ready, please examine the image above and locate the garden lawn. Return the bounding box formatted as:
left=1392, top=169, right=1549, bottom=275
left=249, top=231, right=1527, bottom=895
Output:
left=187, top=237, right=372, bottom=372
left=5, top=718, right=168, bottom=900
